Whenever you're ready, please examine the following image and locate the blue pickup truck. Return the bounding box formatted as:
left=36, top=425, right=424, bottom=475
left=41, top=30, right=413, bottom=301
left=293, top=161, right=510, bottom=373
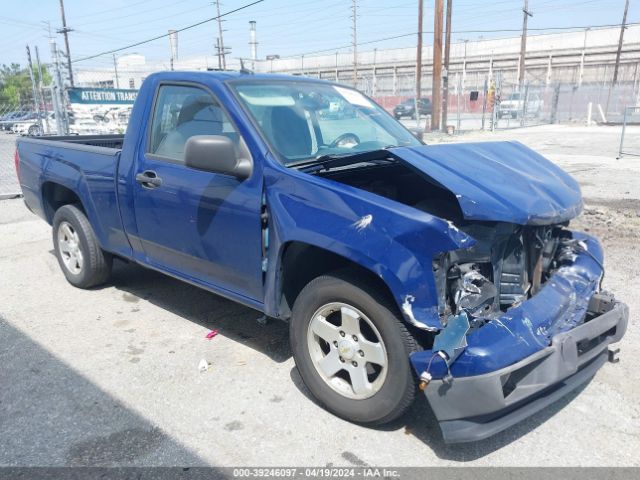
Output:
left=15, top=71, right=627, bottom=443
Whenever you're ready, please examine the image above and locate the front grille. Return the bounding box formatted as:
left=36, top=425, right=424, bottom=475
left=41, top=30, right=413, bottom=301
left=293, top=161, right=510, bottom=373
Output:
left=501, top=357, right=546, bottom=398
left=576, top=326, right=617, bottom=357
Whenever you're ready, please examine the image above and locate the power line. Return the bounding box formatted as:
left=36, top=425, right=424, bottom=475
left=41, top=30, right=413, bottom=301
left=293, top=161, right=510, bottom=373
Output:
left=72, top=0, right=265, bottom=64
left=276, top=22, right=640, bottom=60
left=68, top=0, right=159, bottom=21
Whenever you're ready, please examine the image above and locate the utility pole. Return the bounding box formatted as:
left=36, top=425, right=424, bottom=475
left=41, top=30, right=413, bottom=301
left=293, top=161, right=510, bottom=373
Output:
left=416, top=0, right=423, bottom=101
left=612, top=0, right=629, bottom=86
left=578, top=27, right=590, bottom=88
left=351, top=0, right=358, bottom=86
left=113, top=54, right=120, bottom=88
left=215, top=38, right=222, bottom=70
left=35, top=46, right=50, bottom=132
left=431, top=0, right=444, bottom=131
left=518, top=0, right=533, bottom=90
left=168, top=29, right=178, bottom=71
left=442, top=0, right=452, bottom=131
left=49, top=38, right=67, bottom=135
left=462, top=39, right=468, bottom=92
left=57, top=0, right=74, bottom=87
left=215, top=0, right=227, bottom=70
left=249, top=21, right=258, bottom=70
left=25, top=46, right=43, bottom=134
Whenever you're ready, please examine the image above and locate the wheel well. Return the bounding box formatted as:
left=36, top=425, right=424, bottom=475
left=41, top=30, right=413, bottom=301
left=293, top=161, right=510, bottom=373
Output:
left=42, top=182, right=83, bottom=223
left=278, top=242, right=397, bottom=320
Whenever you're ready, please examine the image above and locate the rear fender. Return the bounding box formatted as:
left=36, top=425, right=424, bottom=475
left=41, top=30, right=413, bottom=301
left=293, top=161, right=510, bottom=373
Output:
left=40, top=159, right=111, bottom=251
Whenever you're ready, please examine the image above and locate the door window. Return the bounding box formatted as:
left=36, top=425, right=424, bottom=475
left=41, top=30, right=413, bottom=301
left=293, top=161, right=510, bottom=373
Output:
left=148, top=84, right=239, bottom=162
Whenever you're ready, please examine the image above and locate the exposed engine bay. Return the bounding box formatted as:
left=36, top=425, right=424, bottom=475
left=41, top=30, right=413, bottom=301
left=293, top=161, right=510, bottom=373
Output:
left=319, top=160, right=588, bottom=325
left=432, top=222, right=572, bottom=322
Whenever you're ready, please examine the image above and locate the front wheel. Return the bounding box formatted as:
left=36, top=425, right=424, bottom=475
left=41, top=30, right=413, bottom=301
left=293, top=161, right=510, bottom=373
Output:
left=28, top=124, right=42, bottom=136
left=53, top=204, right=112, bottom=288
left=290, top=271, right=419, bottom=425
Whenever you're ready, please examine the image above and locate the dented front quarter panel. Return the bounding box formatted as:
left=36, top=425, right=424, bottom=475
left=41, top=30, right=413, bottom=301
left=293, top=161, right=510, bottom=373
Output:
left=261, top=157, right=474, bottom=330
left=410, top=231, right=605, bottom=378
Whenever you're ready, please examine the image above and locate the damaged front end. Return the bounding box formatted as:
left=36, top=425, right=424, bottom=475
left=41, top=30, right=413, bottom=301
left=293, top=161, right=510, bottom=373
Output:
left=380, top=142, right=628, bottom=443
left=411, top=220, right=628, bottom=443
left=302, top=140, right=628, bottom=442
left=420, top=224, right=619, bottom=372
left=404, top=199, right=628, bottom=443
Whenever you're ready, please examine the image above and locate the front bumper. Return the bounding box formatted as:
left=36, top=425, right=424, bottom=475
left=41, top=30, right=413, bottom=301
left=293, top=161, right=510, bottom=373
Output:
left=409, top=231, right=629, bottom=443
left=426, top=300, right=627, bottom=443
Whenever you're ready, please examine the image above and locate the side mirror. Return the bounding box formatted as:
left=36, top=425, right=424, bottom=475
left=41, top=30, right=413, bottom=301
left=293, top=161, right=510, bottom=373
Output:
left=184, top=135, right=253, bottom=180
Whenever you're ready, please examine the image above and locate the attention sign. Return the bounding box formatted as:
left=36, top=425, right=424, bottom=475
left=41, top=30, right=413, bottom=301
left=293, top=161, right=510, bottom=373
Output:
left=68, top=88, right=138, bottom=105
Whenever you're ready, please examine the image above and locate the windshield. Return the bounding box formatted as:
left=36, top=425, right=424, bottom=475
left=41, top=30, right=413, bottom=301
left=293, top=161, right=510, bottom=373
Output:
left=508, top=93, right=521, bottom=100
left=232, top=81, right=421, bottom=165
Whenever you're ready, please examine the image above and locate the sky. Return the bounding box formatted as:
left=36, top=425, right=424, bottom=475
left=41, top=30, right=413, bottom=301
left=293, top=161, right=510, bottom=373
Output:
left=0, top=0, right=637, bottom=71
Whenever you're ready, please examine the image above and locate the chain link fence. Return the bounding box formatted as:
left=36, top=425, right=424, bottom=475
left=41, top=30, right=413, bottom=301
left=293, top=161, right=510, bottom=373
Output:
left=0, top=130, right=19, bottom=199
left=617, top=105, right=640, bottom=159
left=0, top=98, right=57, bottom=198
left=0, top=104, right=29, bottom=198
left=355, top=68, right=640, bottom=134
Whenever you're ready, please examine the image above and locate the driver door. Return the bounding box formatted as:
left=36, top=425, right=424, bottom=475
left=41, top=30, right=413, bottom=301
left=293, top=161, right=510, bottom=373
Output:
left=131, top=83, right=264, bottom=302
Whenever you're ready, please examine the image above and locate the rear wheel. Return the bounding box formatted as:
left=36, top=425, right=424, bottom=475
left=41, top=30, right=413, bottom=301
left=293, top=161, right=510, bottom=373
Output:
left=290, top=271, right=419, bottom=425
left=52, top=204, right=112, bottom=288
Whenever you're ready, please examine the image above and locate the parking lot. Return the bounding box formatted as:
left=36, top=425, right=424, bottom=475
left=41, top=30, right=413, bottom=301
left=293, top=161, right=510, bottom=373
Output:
left=1, top=124, right=639, bottom=467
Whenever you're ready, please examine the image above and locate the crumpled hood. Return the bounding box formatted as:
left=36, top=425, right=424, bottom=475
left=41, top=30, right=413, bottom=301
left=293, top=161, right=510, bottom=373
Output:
left=390, top=141, right=583, bottom=225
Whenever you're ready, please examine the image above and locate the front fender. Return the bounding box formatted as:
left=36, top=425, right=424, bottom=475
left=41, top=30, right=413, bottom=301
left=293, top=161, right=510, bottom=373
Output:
left=263, top=163, right=474, bottom=330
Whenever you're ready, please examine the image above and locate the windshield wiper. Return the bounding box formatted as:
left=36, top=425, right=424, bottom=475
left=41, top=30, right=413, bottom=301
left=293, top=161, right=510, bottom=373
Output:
left=295, top=149, right=395, bottom=173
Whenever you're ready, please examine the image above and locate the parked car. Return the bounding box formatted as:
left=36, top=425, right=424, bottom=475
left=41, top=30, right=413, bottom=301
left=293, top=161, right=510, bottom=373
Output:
left=499, top=92, right=543, bottom=119
left=15, top=71, right=627, bottom=444
left=393, top=98, right=432, bottom=119
left=0, top=111, right=30, bottom=131
left=12, top=112, right=57, bottom=136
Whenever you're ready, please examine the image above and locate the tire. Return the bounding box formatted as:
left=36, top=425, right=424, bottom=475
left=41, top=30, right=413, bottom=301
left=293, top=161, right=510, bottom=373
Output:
left=28, top=125, right=41, bottom=136
left=290, top=270, right=419, bottom=425
left=52, top=204, right=112, bottom=288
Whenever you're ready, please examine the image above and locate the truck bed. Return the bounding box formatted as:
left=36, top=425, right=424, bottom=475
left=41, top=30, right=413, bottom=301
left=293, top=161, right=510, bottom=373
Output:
left=31, top=134, right=125, bottom=150
left=17, top=133, right=131, bottom=259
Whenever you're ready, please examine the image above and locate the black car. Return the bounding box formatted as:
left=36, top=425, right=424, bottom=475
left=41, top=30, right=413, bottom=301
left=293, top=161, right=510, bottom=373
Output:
left=393, top=98, right=432, bottom=119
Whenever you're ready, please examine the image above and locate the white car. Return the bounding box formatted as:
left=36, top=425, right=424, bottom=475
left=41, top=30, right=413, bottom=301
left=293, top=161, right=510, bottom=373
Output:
left=498, top=92, right=543, bottom=119
left=12, top=113, right=58, bottom=136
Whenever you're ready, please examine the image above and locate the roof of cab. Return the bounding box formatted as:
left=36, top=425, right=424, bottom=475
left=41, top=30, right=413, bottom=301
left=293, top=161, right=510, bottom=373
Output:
left=144, top=70, right=336, bottom=84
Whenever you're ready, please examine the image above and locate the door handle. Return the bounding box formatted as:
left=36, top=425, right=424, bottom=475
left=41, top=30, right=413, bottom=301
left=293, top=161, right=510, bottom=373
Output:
left=135, top=170, right=162, bottom=189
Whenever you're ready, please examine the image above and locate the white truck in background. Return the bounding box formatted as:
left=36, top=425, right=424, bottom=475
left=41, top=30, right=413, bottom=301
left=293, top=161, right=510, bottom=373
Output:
left=498, top=92, right=543, bottom=119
